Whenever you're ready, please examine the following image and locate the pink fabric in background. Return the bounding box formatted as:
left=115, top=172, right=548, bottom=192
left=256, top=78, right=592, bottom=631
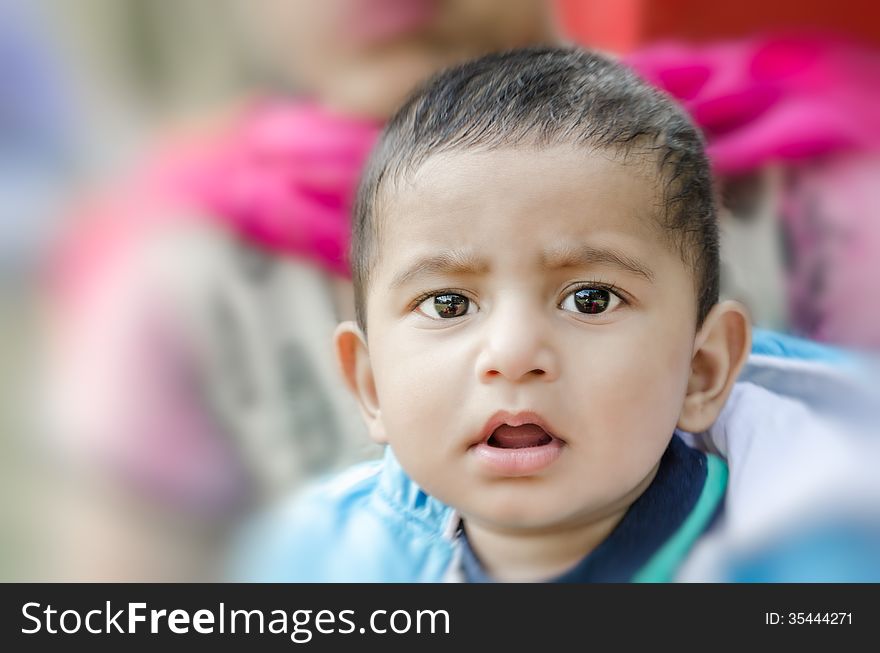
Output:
left=46, top=102, right=380, bottom=512
left=51, top=101, right=381, bottom=308
left=626, top=34, right=880, bottom=174
left=780, top=153, right=880, bottom=348
left=628, top=35, right=880, bottom=348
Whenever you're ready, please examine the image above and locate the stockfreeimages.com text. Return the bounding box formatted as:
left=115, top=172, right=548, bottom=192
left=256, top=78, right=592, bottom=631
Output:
left=21, top=602, right=450, bottom=643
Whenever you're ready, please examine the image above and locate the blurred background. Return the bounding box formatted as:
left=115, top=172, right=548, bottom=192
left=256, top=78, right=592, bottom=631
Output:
left=1, top=0, right=878, bottom=581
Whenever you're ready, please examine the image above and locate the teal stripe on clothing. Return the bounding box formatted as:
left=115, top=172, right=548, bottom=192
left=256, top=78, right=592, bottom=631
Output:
left=633, top=454, right=728, bottom=583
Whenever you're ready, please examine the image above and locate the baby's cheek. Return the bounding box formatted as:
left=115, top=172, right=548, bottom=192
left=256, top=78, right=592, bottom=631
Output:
left=373, top=349, right=458, bottom=441
left=609, top=329, right=692, bottom=432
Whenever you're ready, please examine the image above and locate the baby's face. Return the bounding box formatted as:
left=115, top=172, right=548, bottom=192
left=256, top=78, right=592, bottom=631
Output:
left=364, top=146, right=700, bottom=531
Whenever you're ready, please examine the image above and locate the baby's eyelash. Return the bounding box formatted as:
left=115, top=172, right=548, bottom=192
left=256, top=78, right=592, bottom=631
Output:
left=408, top=289, right=472, bottom=311
left=563, top=281, right=629, bottom=304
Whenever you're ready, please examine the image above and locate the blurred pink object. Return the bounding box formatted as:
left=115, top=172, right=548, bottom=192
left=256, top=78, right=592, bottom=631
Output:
left=781, top=153, right=880, bottom=348
left=51, top=101, right=381, bottom=307
left=627, top=34, right=880, bottom=174
left=628, top=35, right=880, bottom=348
left=45, top=102, right=380, bottom=513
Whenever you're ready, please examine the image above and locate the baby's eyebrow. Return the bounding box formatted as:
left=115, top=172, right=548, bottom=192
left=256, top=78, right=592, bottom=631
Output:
left=540, top=244, right=655, bottom=282
left=390, top=250, right=489, bottom=289
left=389, top=245, right=654, bottom=289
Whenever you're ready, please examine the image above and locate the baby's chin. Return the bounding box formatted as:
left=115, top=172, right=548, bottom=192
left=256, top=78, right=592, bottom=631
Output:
left=457, top=494, right=617, bottom=534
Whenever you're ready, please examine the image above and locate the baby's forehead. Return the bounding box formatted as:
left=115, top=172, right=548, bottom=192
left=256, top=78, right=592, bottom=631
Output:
left=401, top=144, right=664, bottom=190
left=369, top=149, right=696, bottom=288
left=378, top=146, right=671, bottom=249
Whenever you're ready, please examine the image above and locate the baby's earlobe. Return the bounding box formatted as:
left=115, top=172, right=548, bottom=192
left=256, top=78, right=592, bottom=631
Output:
left=368, top=412, right=389, bottom=445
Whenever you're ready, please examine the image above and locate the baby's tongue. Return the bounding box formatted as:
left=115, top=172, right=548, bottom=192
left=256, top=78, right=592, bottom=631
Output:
left=490, top=424, right=552, bottom=449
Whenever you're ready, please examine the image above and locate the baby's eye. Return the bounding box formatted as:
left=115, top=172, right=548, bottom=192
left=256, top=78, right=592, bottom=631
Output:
left=416, top=293, right=475, bottom=319
left=560, top=287, right=621, bottom=315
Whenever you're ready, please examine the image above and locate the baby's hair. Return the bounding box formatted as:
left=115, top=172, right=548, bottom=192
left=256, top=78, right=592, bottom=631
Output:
left=352, top=47, right=718, bottom=331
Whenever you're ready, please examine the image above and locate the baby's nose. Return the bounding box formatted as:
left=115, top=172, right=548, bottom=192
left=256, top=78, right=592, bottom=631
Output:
left=474, top=310, right=559, bottom=383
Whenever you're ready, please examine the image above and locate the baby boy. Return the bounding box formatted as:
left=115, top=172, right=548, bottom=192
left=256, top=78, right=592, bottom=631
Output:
left=245, top=47, right=752, bottom=582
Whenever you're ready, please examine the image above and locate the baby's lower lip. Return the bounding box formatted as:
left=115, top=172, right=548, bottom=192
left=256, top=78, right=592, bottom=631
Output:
left=470, top=439, right=563, bottom=477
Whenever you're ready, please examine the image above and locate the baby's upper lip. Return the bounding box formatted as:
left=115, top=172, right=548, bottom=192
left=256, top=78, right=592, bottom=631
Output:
left=475, top=410, right=562, bottom=446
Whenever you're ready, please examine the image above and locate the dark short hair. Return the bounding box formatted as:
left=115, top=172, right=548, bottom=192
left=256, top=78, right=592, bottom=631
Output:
left=352, top=47, right=719, bottom=331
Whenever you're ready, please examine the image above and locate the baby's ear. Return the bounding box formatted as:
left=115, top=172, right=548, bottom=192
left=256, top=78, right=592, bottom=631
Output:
left=334, top=321, right=388, bottom=444
left=677, top=301, right=751, bottom=433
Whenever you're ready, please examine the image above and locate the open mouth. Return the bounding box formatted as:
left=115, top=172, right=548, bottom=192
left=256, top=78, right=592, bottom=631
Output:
left=471, top=411, right=564, bottom=476
left=487, top=423, right=554, bottom=449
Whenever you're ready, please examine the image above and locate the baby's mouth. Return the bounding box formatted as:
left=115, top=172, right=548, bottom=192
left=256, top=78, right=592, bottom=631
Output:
left=487, top=424, right=554, bottom=449
left=472, top=415, right=563, bottom=476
